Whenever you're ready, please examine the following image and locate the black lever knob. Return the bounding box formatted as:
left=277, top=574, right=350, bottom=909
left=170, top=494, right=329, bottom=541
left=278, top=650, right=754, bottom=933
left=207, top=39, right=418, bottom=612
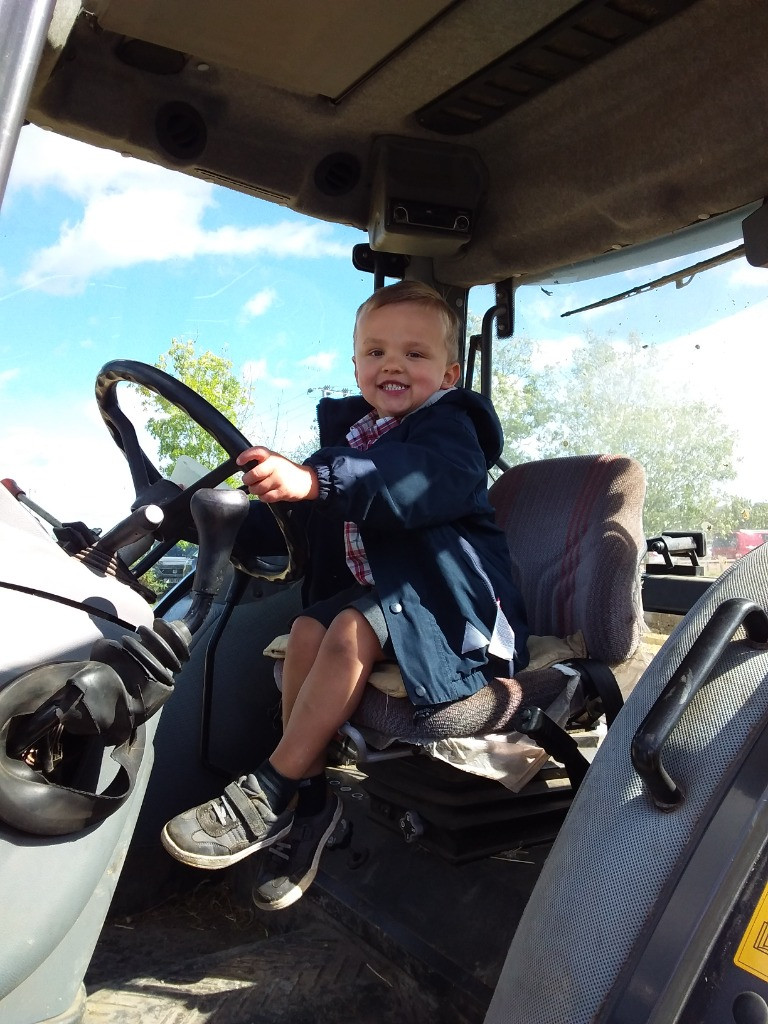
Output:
left=182, top=488, right=250, bottom=635
left=190, top=488, right=250, bottom=595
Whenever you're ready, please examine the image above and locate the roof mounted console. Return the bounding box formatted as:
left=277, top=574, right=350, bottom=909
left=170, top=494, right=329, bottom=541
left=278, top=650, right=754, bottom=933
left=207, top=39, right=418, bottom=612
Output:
left=368, top=136, right=486, bottom=258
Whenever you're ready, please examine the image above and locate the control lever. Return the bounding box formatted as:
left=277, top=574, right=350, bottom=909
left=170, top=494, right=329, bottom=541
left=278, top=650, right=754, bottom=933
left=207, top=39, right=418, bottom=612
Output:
left=66, top=504, right=164, bottom=600
left=180, top=487, right=250, bottom=636
left=1, top=477, right=62, bottom=529
left=93, top=504, right=165, bottom=554
left=88, top=486, right=250, bottom=723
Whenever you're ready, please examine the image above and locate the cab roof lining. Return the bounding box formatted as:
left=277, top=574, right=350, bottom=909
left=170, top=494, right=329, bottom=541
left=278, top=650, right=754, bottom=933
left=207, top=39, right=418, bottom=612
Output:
left=415, top=0, right=698, bottom=135
left=26, top=0, right=768, bottom=287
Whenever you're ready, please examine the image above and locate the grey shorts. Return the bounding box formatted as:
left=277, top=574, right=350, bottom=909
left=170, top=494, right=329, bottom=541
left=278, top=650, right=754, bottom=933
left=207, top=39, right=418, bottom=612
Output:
left=299, top=583, right=394, bottom=657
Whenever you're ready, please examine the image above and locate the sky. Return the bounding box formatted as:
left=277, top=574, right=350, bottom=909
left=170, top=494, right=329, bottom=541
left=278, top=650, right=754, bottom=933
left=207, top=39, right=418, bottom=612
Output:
left=1, top=124, right=767, bottom=533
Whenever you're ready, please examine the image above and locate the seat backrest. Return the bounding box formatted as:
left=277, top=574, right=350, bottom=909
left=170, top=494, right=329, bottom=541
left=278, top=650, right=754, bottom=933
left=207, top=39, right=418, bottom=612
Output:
left=488, top=454, right=646, bottom=665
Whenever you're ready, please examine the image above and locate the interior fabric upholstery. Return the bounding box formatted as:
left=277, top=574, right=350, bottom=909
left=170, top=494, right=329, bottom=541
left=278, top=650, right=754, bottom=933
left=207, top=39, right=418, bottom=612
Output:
left=351, top=670, right=565, bottom=744
left=485, top=540, right=768, bottom=1024
left=351, top=453, right=646, bottom=742
left=489, top=454, right=646, bottom=665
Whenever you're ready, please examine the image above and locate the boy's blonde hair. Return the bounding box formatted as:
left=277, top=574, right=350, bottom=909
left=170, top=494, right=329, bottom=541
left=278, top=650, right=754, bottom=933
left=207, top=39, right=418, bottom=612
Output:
left=353, top=280, right=461, bottom=364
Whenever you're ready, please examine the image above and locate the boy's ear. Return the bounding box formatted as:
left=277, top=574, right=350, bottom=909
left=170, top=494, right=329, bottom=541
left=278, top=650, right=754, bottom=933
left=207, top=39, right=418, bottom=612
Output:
left=352, top=355, right=359, bottom=384
left=442, top=362, right=461, bottom=388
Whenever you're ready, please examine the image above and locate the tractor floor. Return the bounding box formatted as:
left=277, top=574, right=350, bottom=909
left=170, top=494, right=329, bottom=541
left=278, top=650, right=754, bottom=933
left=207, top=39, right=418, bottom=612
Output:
left=84, top=877, right=457, bottom=1024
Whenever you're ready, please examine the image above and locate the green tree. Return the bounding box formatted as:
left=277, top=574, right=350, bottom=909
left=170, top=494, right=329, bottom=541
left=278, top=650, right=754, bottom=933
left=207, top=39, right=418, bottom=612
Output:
left=286, top=422, right=320, bottom=464
left=141, top=565, right=171, bottom=601
left=466, top=314, right=551, bottom=466
left=491, top=335, right=554, bottom=466
left=490, top=330, right=738, bottom=536
left=141, top=338, right=253, bottom=476
left=709, top=497, right=768, bottom=538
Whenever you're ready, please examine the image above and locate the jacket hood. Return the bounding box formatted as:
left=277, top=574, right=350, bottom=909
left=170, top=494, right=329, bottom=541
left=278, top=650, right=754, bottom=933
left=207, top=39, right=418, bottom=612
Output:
left=423, top=388, right=504, bottom=467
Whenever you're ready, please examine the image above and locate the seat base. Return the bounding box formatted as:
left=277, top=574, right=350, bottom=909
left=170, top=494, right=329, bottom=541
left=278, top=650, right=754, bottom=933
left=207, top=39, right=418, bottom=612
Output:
left=358, top=755, right=575, bottom=863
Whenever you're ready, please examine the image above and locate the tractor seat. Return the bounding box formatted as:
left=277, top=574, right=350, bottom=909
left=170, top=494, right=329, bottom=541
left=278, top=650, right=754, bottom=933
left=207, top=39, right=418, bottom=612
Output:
left=348, top=454, right=647, bottom=786
left=269, top=454, right=648, bottom=794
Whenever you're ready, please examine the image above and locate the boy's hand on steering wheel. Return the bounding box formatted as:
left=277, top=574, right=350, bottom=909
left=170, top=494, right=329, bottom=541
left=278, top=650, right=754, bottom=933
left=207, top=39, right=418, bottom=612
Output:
left=237, top=447, right=319, bottom=503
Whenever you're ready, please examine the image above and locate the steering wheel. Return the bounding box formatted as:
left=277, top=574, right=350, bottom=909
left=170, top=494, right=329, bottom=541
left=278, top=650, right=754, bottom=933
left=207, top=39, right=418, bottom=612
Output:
left=95, top=359, right=306, bottom=583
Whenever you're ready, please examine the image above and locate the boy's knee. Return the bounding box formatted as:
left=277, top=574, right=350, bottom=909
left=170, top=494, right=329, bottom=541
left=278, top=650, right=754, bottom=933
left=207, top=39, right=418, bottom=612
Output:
left=290, top=614, right=323, bottom=635
left=325, top=608, right=380, bottom=658
left=328, top=607, right=365, bottom=635
left=287, top=615, right=326, bottom=651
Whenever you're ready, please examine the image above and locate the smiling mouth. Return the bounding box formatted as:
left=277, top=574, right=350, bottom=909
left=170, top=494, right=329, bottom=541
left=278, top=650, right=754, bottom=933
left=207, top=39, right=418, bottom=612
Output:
left=379, top=382, right=409, bottom=391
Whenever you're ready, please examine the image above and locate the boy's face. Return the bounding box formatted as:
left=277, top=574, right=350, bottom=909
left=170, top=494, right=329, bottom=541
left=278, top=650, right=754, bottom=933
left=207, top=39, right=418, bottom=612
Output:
left=353, top=302, right=461, bottom=419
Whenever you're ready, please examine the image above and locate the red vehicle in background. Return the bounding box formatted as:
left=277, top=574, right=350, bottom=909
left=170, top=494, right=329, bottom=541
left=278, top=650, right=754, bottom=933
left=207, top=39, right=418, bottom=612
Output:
left=711, top=529, right=768, bottom=559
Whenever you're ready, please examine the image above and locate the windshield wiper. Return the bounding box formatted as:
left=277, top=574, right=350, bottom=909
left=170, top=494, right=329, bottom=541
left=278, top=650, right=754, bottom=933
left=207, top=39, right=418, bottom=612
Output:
left=560, top=243, right=746, bottom=318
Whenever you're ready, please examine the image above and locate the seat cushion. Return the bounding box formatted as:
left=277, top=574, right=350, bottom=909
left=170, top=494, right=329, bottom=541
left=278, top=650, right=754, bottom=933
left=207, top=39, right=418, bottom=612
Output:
left=351, top=667, right=568, bottom=744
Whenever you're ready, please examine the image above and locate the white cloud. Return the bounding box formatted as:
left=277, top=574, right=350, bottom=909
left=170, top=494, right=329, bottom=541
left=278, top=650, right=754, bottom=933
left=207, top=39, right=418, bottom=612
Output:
left=0, top=368, right=20, bottom=389
left=301, top=352, right=337, bottom=371
left=529, top=334, right=582, bottom=371
left=240, top=358, right=294, bottom=392
left=7, top=125, right=179, bottom=201
left=1, top=391, right=156, bottom=530
left=8, top=126, right=348, bottom=295
left=242, top=288, right=277, bottom=319
left=728, top=262, right=768, bottom=287
left=242, top=359, right=268, bottom=382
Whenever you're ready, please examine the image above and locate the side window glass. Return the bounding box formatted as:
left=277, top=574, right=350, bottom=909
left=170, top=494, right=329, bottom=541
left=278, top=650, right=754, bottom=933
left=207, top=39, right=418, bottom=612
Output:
left=471, top=247, right=768, bottom=633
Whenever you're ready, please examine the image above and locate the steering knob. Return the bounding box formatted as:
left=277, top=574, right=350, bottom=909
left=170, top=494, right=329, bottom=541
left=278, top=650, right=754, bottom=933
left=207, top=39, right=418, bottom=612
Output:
left=178, top=488, right=249, bottom=636
left=190, top=488, right=249, bottom=595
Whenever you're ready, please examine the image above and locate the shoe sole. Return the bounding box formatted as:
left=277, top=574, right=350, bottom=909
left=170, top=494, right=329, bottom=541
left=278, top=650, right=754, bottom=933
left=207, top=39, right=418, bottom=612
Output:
left=253, top=797, right=343, bottom=911
left=160, top=819, right=294, bottom=870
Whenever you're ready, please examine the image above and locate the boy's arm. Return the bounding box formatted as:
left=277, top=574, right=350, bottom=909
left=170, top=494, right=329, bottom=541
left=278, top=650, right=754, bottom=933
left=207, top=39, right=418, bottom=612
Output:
left=305, top=407, right=490, bottom=531
left=237, top=446, right=319, bottom=503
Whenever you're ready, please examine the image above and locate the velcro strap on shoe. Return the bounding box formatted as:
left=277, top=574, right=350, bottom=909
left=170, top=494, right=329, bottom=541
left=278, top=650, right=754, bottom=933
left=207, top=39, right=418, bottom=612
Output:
left=224, top=781, right=270, bottom=839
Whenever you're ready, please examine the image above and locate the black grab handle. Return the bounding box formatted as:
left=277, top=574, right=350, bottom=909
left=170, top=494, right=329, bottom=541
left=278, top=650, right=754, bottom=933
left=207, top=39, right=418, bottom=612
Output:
left=631, top=598, right=768, bottom=810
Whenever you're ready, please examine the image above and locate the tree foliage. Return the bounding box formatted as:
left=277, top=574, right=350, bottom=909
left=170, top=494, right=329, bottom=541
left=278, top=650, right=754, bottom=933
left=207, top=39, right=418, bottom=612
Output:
left=489, top=329, right=739, bottom=537
left=709, top=497, right=768, bottom=538
left=286, top=422, right=320, bottom=464
left=140, top=338, right=253, bottom=476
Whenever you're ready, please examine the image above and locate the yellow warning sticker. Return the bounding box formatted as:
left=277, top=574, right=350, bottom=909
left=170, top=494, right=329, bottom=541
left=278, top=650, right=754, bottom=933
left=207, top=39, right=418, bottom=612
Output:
left=735, top=879, right=768, bottom=982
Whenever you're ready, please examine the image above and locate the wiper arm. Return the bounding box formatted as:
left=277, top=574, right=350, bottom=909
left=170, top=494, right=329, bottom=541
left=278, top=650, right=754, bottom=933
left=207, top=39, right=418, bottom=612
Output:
left=560, top=243, right=745, bottom=318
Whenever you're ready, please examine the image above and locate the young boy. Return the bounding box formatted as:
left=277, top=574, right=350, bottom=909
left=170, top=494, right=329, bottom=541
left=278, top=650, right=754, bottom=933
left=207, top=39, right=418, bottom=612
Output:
left=161, top=281, right=529, bottom=909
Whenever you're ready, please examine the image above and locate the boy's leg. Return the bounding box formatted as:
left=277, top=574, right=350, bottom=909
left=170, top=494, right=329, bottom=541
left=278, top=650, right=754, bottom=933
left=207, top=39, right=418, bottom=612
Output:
left=270, top=606, right=383, bottom=780
left=253, top=607, right=382, bottom=909
left=161, top=608, right=381, bottom=871
left=280, top=614, right=327, bottom=730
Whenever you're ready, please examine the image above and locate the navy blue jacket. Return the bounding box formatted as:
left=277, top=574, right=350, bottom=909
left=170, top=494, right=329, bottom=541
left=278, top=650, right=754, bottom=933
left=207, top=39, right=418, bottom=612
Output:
left=299, top=390, right=529, bottom=708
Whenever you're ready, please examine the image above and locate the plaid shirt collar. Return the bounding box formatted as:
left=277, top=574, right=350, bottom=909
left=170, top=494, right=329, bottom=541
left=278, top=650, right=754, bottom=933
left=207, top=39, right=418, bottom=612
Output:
left=346, top=409, right=399, bottom=451
left=346, top=389, right=455, bottom=451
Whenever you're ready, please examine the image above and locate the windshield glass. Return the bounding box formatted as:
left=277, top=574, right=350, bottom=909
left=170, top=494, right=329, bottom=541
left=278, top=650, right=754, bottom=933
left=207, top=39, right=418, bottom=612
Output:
left=3, top=125, right=767, bottom=595
left=0, top=126, right=370, bottom=533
